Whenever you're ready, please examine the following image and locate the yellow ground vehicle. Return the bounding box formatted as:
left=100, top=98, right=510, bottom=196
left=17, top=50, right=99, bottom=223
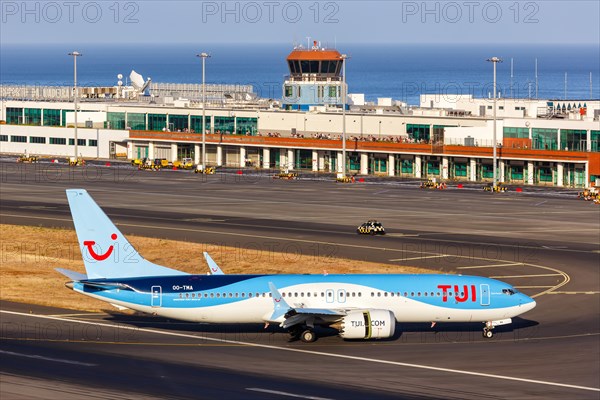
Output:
left=420, top=179, right=446, bottom=189
left=578, top=188, right=599, bottom=202
left=154, top=158, right=170, bottom=168
left=195, top=165, right=215, bottom=174
left=275, top=170, right=298, bottom=180
left=357, top=220, right=386, bottom=235
left=69, top=157, right=85, bottom=166
left=131, top=158, right=144, bottom=167
left=483, top=183, right=508, bottom=192
left=174, top=158, right=194, bottom=170
left=17, top=155, right=38, bottom=163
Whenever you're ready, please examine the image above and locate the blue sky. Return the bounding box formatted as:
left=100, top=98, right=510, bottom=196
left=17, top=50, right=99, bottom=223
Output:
left=1, top=1, right=599, bottom=45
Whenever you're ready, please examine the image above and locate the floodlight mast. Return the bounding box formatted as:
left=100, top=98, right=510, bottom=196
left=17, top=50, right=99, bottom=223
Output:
left=487, top=57, right=502, bottom=190
left=68, top=51, right=82, bottom=160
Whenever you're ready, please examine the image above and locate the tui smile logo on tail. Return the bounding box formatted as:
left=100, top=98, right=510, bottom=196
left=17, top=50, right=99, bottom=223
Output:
left=83, top=233, right=117, bottom=261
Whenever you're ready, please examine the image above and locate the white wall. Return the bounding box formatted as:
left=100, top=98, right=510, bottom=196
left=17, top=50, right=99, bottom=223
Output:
left=0, top=125, right=128, bottom=158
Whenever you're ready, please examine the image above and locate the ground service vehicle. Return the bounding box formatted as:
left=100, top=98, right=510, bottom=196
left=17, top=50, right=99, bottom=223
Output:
left=357, top=220, right=386, bottom=235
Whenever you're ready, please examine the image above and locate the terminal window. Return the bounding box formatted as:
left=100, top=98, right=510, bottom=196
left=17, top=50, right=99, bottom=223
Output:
left=10, top=135, right=26, bottom=143
left=29, top=136, right=46, bottom=144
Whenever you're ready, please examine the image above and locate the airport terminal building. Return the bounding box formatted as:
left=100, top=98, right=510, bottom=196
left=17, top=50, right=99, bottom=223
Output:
left=1, top=46, right=599, bottom=187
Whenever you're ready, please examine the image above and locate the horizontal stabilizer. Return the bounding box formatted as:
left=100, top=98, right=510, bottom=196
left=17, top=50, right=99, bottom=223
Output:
left=55, top=268, right=87, bottom=281
left=80, top=280, right=137, bottom=291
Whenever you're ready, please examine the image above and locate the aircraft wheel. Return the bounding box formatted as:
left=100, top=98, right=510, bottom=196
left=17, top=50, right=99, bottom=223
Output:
left=300, top=329, right=317, bottom=343
left=483, top=329, right=493, bottom=338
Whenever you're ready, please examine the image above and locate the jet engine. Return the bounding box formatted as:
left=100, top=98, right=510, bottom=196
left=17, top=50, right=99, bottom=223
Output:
left=333, top=310, right=396, bottom=339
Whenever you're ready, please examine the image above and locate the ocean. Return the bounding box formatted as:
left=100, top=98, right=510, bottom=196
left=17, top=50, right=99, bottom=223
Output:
left=1, top=43, right=598, bottom=105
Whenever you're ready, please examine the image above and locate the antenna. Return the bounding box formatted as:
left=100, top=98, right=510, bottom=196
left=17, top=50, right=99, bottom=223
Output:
left=535, top=58, right=538, bottom=99
left=564, top=72, right=567, bottom=100
left=306, top=36, right=311, bottom=49
left=510, top=58, right=513, bottom=98
left=591, top=72, right=593, bottom=100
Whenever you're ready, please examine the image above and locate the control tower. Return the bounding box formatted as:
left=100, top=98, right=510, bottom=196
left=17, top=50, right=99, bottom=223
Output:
left=282, top=41, right=347, bottom=111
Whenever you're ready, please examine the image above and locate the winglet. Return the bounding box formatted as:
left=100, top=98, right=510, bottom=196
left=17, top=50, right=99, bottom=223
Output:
left=268, top=282, right=291, bottom=323
left=203, top=252, right=224, bottom=275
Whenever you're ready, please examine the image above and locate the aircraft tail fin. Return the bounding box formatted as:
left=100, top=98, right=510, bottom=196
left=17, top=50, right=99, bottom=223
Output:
left=204, top=252, right=224, bottom=275
left=66, top=189, right=188, bottom=279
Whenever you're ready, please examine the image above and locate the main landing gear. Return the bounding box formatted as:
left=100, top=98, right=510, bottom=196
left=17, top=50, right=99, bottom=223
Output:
left=289, top=326, right=317, bottom=343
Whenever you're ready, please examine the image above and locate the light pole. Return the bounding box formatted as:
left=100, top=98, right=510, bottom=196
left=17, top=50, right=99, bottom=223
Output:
left=487, top=57, right=502, bottom=189
left=68, top=51, right=82, bottom=160
left=196, top=52, right=211, bottom=169
left=340, top=54, right=348, bottom=177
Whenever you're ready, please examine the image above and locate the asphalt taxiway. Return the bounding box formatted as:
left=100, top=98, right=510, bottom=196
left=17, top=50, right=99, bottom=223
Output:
left=1, top=161, right=599, bottom=399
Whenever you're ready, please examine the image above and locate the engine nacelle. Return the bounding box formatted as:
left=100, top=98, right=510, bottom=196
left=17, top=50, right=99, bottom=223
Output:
left=336, top=310, right=396, bottom=340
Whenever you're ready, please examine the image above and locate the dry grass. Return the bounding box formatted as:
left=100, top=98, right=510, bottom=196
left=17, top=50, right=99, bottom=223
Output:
left=0, top=224, right=432, bottom=313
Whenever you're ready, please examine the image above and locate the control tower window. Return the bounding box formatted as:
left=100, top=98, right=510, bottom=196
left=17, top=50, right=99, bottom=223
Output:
left=309, top=61, right=319, bottom=73
left=321, top=61, right=330, bottom=74
left=300, top=60, right=309, bottom=74
left=288, top=61, right=297, bottom=74
left=329, top=61, right=338, bottom=74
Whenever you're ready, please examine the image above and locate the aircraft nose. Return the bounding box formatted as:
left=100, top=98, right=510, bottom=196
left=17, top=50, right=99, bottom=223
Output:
left=522, top=296, right=536, bottom=311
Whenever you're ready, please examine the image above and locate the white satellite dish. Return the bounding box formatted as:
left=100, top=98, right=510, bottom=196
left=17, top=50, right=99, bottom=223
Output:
left=117, top=73, right=123, bottom=80
left=118, top=80, right=123, bottom=86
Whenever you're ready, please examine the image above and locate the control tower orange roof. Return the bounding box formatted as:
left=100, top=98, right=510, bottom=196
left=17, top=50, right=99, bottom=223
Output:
left=286, top=49, right=342, bottom=61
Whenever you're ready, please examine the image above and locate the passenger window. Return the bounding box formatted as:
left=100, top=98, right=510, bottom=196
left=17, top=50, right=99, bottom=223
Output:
left=424, top=292, right=428, bottom=297
left=216, top=293, right=220, bottom=298
left=192, top=293, right=195, bottom=298
left=307, top=292, right=311, bottom=297
left=179, top=293, right=182, bottom=298
left=241, top=293, right=245, bottom=297
left=377, top=292, right=381, bottom=297
left=358, top=292, right=361, bottom=297
left=411, top=292, right=414, bottom=297
left=186, top=293, right=189, bottom=298
left=384, top=292, right=388, bottom=297
left=417, top=292, right=421, bottom=297
left=404, top=292, right=408, bottom=297
left=210, top=293, right=214, bottom=298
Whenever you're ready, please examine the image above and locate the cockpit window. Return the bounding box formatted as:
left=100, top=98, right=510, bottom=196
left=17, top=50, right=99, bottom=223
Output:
left=502, top=288, right=517, bottom=295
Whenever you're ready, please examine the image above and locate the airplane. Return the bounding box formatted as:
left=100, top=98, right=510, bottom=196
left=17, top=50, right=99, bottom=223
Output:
left=57, top=189, right=536, bottom=343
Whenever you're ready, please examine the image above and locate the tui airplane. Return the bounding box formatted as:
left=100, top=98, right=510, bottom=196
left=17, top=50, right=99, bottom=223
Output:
left=57, top=189, right=536, bottom=342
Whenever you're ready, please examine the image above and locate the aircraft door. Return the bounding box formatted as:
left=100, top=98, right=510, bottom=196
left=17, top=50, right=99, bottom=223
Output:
left=480, top=284, right=490, bottom=306
left=151, top=285, right=162, bottom=307
left=326, top=289, right=334, bottom=303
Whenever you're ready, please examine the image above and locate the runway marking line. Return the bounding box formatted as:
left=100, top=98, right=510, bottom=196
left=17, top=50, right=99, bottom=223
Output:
left=456, top=263, right=522, bottom=269
left=0, top=349, right=97, bottom=367
left=246, top=388, right=333, bottom=400
left=488, top=274, right=563, bottom=279
left=1, top=310, right=598, bottom=393
left=389, top=255, right=451, bottom=262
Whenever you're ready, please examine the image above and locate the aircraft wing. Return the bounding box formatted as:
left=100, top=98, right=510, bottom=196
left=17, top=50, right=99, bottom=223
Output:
left=281, top=308, right=346, bottom=329
left=267, top=282, right=347, bottom=328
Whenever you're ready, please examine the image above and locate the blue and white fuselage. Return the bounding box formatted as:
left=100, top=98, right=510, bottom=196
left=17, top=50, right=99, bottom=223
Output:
left=58, top=189, right=536, bottom=342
